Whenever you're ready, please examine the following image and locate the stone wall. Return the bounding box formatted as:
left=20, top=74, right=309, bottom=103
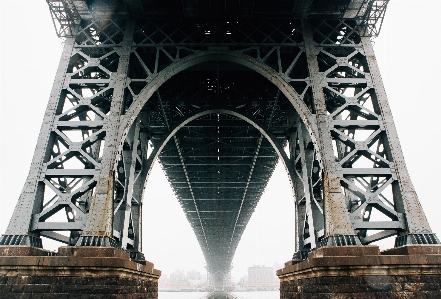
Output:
left=277, top=245, right=441, bottom=299
left=0, top=246, right=160, bottom=299
left=280, top=273, right=441, bottom=299
left=0, top=274, right=158, bottom=299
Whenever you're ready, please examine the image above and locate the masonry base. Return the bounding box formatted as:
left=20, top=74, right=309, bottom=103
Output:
left=277, top=245, right=441, bottom=299
left=0, top=246, right=160, bottom=299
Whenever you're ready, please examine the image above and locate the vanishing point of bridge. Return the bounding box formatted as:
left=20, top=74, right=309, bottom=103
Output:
left=1, top=1, right=441, bottom=298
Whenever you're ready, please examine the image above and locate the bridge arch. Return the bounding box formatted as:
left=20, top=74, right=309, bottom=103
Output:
left=117, top=50, right=320, bottom=162
left=143, top=107, right=294, bottom=189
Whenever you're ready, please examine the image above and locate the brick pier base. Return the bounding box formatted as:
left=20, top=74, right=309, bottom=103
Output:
left=0, top=246, right=160, bottom=299
left=277, top=245, right=441, bottom=299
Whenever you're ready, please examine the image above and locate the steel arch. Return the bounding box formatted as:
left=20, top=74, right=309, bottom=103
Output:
left=117, top=50, right=321, bottom=165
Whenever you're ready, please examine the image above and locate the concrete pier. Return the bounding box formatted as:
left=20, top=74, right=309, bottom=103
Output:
left=277, top=245, right=441, bottom=298
left=0, top=246, right=160, bottom=298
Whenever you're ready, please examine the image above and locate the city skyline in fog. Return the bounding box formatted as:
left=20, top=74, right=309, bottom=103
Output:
left=1, top=0, right=441, bottom=281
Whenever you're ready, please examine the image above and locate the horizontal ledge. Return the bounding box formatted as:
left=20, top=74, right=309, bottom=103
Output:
left=45, top=169, right=98, bottom=177
left=33, top=222, right=84, bottom=231
left=352, top=221, right=404, bottom=230
left=341, top=168, right=393, bottom=176
left=69, top=79, right=110, bottom=84
left=333, top=120, right=380, bottom=129
left=326, top=78, right=367, bottom=84
left=56, top=121, right=104, bottom=129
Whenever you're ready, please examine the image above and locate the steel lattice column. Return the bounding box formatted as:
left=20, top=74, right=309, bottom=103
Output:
left=360, top=35, right=435, bottom=245
left=77, top=20, right=135, bottom=247
left=301, top=19, right=439, bottom=247
left=289, top=114, right=324, bottom=257
left=0, top=20, right=147, bottom=251
left=303, top=21, right=360, bottom=246
left=113, top=114, right=150, bottom=259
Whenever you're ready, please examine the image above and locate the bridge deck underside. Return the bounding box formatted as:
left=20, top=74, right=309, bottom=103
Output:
left=146, top=64, right=292, bottom=274
left=74, top=0, right=367, bottom=20
left=6, top=0, right=391, bottom=281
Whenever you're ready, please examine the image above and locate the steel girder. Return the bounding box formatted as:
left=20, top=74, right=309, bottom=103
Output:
left=1, top=15, right=438, bottom=287
left=47, top=0, right=390, bottom=38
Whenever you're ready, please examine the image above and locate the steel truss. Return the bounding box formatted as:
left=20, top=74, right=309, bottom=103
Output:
left=47, top=0, right=81, bottom=38
left=45, top=0, right=390, bottom=38
left=1, top=13, right=438, bottom=287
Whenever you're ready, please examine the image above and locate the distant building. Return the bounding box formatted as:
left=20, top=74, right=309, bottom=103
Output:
left=170, top=270, right=186, bottom=282
left=159, top=269, right=208, bottom=291
left=247, top=265, right=278, bottom=289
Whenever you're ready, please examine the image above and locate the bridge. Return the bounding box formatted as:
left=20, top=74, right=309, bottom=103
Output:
left=1, top=1, right=441, bottom=298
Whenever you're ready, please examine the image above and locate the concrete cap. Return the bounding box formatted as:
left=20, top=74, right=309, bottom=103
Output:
left=57, top=246, right=130, bottom=259
left=309, top=245, right=380, bottom=258
left=0, top=246, right=55, bottom=257
left=381, top=245, right=441, bottom=256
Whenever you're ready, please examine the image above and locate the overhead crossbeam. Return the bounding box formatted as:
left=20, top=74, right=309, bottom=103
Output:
left=46, top=0, right=389, bottom=38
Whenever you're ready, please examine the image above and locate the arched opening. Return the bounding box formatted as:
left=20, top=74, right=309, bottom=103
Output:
left=115, top=56, right=318, bottom=290
left=142, top=141, right=295, bottom=291
left=140, top=111, right=295, bottom=291
left=117, top=50, right=320, bottom=158
left=142, top=108, right=292, bottom=185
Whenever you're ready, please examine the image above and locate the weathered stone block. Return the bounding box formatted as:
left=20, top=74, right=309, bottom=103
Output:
left=278, top=245, right=441, bottom=298
left=0, top=246, right=160, bottom=298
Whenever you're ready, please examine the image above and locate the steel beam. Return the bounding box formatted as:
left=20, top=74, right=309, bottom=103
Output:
left=303, top=20, right=360, bottom=245
left=78, top=20, right=135, bottom=246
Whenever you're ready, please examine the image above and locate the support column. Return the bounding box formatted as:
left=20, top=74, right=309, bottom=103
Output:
left=290, top=114, right=326, bottom=260
left=300, top=19, right=439, bottom=248
left=113, top=119, right=139, bottom=250
left=302, top=21, right=360, bottom=246
left=130, top=125, right=150, bottom=260
left=112, top=114, right=149, bottom=260
left=121, top=120, right=141, bottom=250
left=289, top=122, right=307, bottom=258
left=77, top=20, right=135, bottom=247
left=361, top=36, right=438, bottom=246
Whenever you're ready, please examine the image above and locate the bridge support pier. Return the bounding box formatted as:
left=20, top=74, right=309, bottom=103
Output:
left=0, top=246, right=160, bottom=298
left=278, top=245, right=441, bottom=298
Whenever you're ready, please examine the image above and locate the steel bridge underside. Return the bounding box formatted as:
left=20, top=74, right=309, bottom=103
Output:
left=46, top=0, right=387, bottom=278
left=44, top=0, right=389, bottom=278
left=50, top=0, right=387, bottom=38
left=12, top=0, right=390, bottom=281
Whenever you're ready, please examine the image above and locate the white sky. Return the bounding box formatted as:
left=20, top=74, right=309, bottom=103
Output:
left=1, top=0, right=441, bottom=281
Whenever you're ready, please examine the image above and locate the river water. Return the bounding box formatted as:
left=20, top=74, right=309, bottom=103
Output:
left=159, top=291, right=279, bottom=299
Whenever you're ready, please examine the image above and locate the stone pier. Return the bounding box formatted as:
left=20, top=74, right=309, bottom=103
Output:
left=0, top=246, right=160, bottom=298
left=277, top=245, right=441, bottom=298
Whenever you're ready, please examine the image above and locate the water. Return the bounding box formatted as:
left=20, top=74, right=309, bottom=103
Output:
left=158, top=291, right=279, bottom=299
